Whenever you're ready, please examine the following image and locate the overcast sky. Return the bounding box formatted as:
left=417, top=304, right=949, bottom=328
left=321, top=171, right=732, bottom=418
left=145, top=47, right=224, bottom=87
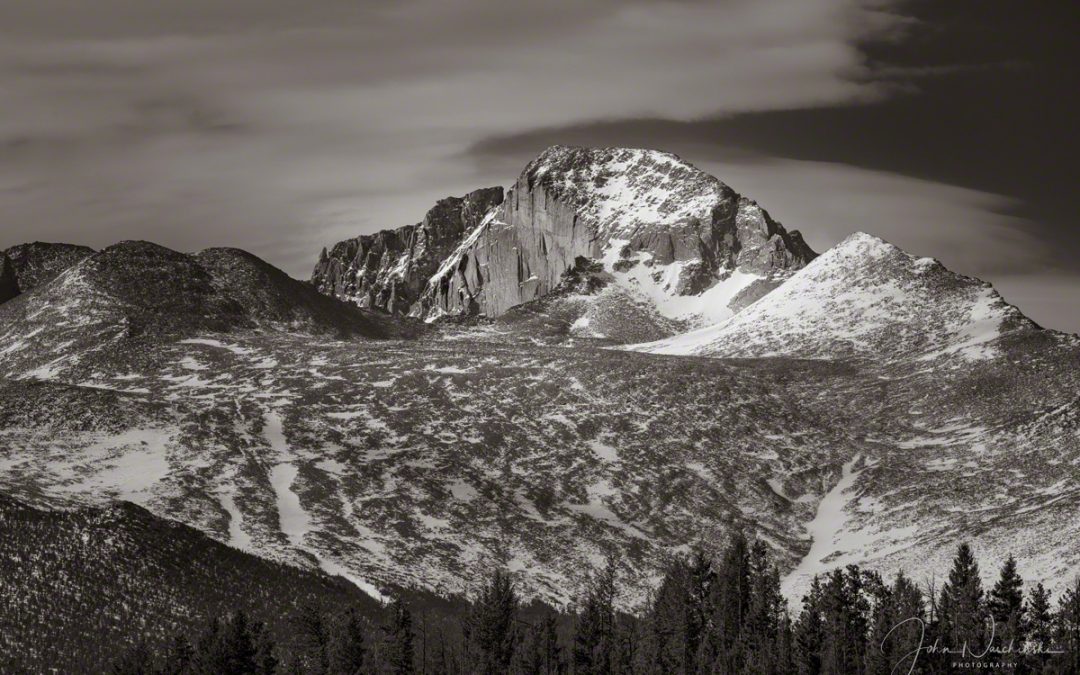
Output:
left=1, top=0, right=1076, bottom=332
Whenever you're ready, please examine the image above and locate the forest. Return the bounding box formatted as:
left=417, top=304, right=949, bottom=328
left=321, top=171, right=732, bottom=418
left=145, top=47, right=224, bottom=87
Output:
left=110, top=534, right=1080, bottom=675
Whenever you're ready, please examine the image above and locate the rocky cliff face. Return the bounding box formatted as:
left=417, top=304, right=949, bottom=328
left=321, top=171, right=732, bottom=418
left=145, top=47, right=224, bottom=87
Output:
left=311, top=187, right=504, bottom=314
left=2, top=242, right=95, bottom=294
left=0, top=254, right=18, bottom=304
left=416, top=146, right=816, bottom=320
left=313, top=146, right=815, bottom=325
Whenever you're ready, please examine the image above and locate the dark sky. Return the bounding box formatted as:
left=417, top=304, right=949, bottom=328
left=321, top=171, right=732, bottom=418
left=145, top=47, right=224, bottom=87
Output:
left=1, top=1, right=1076, bottom=331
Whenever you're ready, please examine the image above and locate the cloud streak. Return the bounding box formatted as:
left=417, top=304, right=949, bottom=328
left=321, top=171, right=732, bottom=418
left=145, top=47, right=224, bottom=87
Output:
left=0, top=0, right=903, bottom=274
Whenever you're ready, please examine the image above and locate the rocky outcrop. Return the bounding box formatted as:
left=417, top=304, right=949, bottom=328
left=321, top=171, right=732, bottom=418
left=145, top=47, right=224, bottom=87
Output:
left=0, top=254, right=19, bottom=304
left=416, top=146, right=816, bottom=319
left=311, top=187, right=504, bottom=314
left=2, top=242, right=95, bottom=293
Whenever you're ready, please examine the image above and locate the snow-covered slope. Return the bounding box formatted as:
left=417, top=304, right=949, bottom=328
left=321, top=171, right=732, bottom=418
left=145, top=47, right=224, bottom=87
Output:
left=630, top=232, right=1034, bottom=361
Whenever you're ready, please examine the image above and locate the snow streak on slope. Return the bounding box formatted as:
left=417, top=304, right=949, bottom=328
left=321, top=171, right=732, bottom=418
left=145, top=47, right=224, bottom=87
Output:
left=781, top=457, right=864, bottom=600
left=630, top=232, right=1030, bottom=361
left=263, top=409, right=388, bottom=603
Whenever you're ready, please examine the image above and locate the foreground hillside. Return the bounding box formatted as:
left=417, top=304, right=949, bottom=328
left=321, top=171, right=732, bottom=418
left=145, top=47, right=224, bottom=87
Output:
left=0, top=495, right=380, bottom=673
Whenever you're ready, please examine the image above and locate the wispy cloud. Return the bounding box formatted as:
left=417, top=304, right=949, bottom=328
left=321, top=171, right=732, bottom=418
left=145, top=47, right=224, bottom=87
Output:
left=0, top=0, right=906, bottom=275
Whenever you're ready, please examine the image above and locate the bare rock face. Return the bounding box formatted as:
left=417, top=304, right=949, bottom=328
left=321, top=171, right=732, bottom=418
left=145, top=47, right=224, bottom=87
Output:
left=2, top=242, right=95, bottom=293
left=311, top=187, right=504, bottom=314
left=0, top=254, right=19, bottom=304
left=416, top=146, right=816, bottom=320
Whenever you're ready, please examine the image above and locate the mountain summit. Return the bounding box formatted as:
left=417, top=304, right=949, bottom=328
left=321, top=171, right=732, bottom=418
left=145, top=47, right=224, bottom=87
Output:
left=630, top=232, right=1035, bottom=362
left=313, top=146, right=816, bottom=331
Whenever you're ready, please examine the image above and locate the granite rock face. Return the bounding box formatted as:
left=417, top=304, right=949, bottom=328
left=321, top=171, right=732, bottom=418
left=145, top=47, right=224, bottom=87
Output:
left=311, top=187, right=504, bottom=314
left=314, top=146, right=815, bottom=324
left=417, top=146, right=816, bottom=319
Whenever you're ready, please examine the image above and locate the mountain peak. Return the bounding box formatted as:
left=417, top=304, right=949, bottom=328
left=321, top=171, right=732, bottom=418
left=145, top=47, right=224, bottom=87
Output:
left=1, top=241, right=95, bottom=297
left=630, top=233, right=1034, bottom=362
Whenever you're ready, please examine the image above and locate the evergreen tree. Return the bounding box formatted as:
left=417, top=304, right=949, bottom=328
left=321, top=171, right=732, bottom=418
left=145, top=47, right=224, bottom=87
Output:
left=645, top=557, right=692, bottom=673
left=289, top=603, right=328, bottom=674
left=818, top=566, right=870, bottom=675
left=1026, top=582, right=1054, bottom=672
left=573, top=557, right=618, bottom=675
left=465, top=567, right=520, bottom=675
left=938, top=543, right=986, bottom=657
left=988, top=555, right=1025, bottom=670
left=866, top=570, right=924, bottom=675
left=326, top=607, right=366, bottom=675
left=1050, top=577, right=1080, bottom=675
left=111, top=639, right=156, bottom=675
left=161, top=633, right=195, bottom=675
left=742, top=541, right=788, bottom=673
left=190, top=611, right=275, bottom=675
left=794, top=576, right=824, bottom=675
left=383, top=598, right=415, bottom=675
left=698, top=531, right=752, bottom=673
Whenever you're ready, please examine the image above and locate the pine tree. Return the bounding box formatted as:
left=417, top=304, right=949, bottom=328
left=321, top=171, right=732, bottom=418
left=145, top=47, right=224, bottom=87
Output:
left=1026, top=582, right=1054, bottom=672
left=190, top=611, right=274, bottom=675
left=698, top=531, right=752, bottom=673
left=161, top=633, right=194, bottom=675
left=645, top=557, right=691, bottom=673
left=383, top=598, right=415, bottom=675
left=817, top=566, right=869, bottom=675
left=326, top=607, right=366, bottom=675
left=111, top=639, right=155, bottom=675
left=866, top=570, right=924, bottom=675
left=938, top=543, right=986, bottom=657
left=988, top=555, right=1025, bottom=669
left=465, top=567, right=520, bottom=675
left=1050, top=577, right=1080, bottom=675
left=573, top=557, right=618, bottom=675
left=794, top=576, right=824, bottom=675
left=289, top=603, right=328, bottom=674
left=742, top=541, right=787, bottom=673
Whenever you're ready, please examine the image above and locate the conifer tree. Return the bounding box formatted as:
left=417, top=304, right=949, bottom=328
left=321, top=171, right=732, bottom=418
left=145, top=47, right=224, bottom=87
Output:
left=289, top=603, right=328, bottom=674
left=1051, top=577, right=1080, bottom=675
left=866, top=570, right=923, bottom=675
left=326, top=607, right=366, bottom=675
left=465, top=567, right=520, bottom=675
left=161, top=633, right=194, bottom=675
left=938, top=543, right=986, bottom=657
left=645, top=557, right=691, bottom=673
left=988, top=555, right=1025, bottom=669
left=190, top=610, right=275, bottom=675
left=1026, top=582, right=1054, bottom=672
left=794, top=576, right=824, bottom=675
left=520, top=611, right=563, bottom=675
left=573, top=557, right=618, bottom=674
left=111, top=639, right=155, bottom=675
left=818, top=566, right=870, bottom=675
left=698, top=531, right=752, bottom=673
left=383, top=598, right=415, bottom=675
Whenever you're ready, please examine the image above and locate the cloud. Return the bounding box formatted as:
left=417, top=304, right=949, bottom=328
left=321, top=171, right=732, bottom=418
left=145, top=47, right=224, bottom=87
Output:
left=0, top=0, right=907, bottom=275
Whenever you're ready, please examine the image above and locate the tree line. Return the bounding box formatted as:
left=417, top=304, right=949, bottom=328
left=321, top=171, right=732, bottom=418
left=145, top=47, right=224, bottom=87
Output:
left=112, top=535, right=1080, bottom=674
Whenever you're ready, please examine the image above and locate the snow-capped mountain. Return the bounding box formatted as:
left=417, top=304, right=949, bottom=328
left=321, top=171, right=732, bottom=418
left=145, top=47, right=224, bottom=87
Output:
left=314, top=146, right=815, bottom=338
left=629, top=232, right=1035, bottom=362
left=1, top=146, right=1078, bottom=620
